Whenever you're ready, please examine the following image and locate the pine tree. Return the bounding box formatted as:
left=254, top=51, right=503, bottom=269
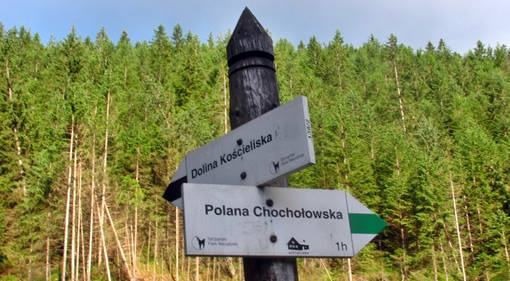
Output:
left=0, top=21, right=509, bottom=280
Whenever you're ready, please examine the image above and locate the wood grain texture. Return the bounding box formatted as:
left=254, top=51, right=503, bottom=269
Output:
left=227, top=7, right=298, bottom=281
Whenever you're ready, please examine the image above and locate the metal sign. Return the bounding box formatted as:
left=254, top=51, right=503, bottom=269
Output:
left=164, top=96, right=315, bottom=208
left=182, top=183, right=386, bottom=257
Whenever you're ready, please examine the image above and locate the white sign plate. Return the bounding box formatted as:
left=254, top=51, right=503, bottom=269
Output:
left=182, top=183, right=386, bottom=257
left=164, top=96, right=315, bottom=208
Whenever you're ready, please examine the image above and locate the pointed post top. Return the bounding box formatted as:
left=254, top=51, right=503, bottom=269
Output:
left=227, top=7, right=274, bottom=65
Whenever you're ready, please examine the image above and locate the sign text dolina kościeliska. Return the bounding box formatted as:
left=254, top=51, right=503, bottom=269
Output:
left=191, top=133, right=273, bottom=179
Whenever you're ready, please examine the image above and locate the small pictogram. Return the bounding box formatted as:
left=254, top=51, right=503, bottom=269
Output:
left=192, top=236, right=206, bottom=250
left=287, top=237, right=309, bottom=251
left=271, top=160, right=280, bottom=174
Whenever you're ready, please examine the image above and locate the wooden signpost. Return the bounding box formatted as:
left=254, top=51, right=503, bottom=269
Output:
left=226, top=7, right=298, bottom=280
left=163, top=7, right=386, bottom=281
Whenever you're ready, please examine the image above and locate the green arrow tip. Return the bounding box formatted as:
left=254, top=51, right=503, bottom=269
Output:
left=349, top=213, right=387, bottom=234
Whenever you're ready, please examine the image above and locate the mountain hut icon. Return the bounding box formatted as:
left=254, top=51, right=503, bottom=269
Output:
left=287, top=237, right=309, bottom=251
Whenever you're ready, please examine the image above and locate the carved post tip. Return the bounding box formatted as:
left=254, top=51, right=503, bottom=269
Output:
left=227, top=7, right=274, bottom=63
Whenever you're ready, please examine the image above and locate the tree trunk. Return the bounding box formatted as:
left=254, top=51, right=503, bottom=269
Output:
left=221, top=69, right=237, bottom=280
left=472, top=178, right=484, bottom=236
left=347, top=258, right=353, bottom=281
left=339, top=124, right=353, bottom=281
left=62, top=115, right=75, bottom=281
left=368, top=124, right=375, bottom=160
left=80, top=195, right=87, bottom=281
left=154, top=220, right=158, bottom=281
left=439, top=241, right=449, bottom=281
left=104, top=201, right=133, bottom=280
left=212, top=258, right=216, bottom=281
left=476, top=204, right=484, bottom=235
left=396, top=153, right=407, bottom=281
left=205, top=258, right=210, bottom=281
left=341, top=125, right=349, bottom=182
left=186, top=257, right=191, bottom=281
left=226, top=257, right=236, bottom=279
left=238, top=258, right=242, bottom=281
left=223, top=70, right=228, bottom=135
left=442, top=220, right=461, bottom=275
left=46, top=240, right=51, bottom=281
left=503, top=230, right=510, bottom=276
left=319, top=259, right=333, bottom=281
left=100, top=90, right=111, bottom=269
left=195, top=257, right=200, bottom=281
left=87, top=128, right=96, bottom=281
left=393, top=62, right=407, bottom=133
left=28, top=242, right=33, bottom=281
left=463, top=196, right=474, bottom=253
left=125, top=224, right=133, bottom=274
left=71, top=143, right=78, bottom=281
left=77, top=162, right=85, bottom=281
left=147, top=223, right=151, bottom=273
left=5, top=61, right=27, bottom=196
left=134, top=150, right=139, bottom=277
left=400, top=214, right=407, bottom=281
left=96, top=200, right=112, bottom=281
left=432, top=245, right=438, bottom=281
left=449, top=173, right=467, bottom=281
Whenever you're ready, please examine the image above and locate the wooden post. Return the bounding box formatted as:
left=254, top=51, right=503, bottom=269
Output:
left=227, top=7, right=298, bottom=281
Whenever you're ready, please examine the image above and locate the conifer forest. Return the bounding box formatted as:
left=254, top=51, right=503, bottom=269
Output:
left=0, top=23, right=509, bottom=281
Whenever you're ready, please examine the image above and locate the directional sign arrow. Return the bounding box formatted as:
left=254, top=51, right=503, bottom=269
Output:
left=182, top=183, right=386, bottom=257
left=163, top=96, right=315, bottom=208
left=345, top=193, right=387, bottom=254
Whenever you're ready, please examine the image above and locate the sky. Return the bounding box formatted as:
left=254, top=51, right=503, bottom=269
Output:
left=1, top=0, right=509, bottom=54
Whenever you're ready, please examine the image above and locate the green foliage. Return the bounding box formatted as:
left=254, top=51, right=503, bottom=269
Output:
left=0, top=24, right=509, bottom=280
